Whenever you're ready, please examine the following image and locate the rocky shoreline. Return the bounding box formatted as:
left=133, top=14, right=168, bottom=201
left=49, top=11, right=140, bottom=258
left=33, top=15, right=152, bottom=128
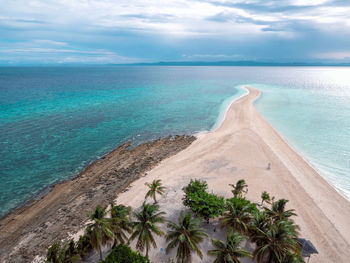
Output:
left=0, top=135, right=196, bottom=263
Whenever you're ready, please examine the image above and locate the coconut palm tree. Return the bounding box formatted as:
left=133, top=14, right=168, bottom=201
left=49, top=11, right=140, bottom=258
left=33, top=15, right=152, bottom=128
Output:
left=87, top=205, right=114, bottom=261
left=145, top=179, right=166, bottom=203
left=129, top=202, right=166, bottom=258
left=281, top=252, right=304, bottom=263
left=252, top=220, right=301, bottom=263
left=208, top=232, right=252, bottom=263
left=166, top=212, right=207, bottom=263
left=265, top=199, right=297, bottom=222
left=229, top=180, right=248, bottom=197
left=47, top=240, right=80, bottom=263
left=221, top=197, right=253, bottom=234
left=110, top=202, right=132, bottom=248
left=248, top=210, right=270, bottom=240
left=260, top=191, right=270, bottom=206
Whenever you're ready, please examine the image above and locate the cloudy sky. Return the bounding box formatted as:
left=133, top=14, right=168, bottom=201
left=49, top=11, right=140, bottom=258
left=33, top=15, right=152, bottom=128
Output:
left=1, top=0, right=350, bottom=64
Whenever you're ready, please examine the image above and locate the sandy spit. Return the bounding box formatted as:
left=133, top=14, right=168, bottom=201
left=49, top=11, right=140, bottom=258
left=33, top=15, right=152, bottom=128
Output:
left=116, top=87, right=350, bottom=263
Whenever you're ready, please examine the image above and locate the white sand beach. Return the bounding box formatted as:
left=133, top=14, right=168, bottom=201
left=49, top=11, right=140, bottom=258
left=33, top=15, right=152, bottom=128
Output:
left=117, top=87, right=350, bottom=262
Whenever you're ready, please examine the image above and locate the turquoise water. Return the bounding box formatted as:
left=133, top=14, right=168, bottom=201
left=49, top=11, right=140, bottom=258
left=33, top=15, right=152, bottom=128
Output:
left=253, top=80, right=350, bottom=199
left=1, top=66, right=350, bottom=217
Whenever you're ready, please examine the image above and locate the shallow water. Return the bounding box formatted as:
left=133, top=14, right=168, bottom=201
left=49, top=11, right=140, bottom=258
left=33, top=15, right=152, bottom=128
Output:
left=1, top=66, right=349, bottom=217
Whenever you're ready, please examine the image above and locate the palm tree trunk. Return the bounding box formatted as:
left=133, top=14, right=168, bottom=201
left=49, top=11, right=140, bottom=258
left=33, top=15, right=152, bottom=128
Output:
left=154, top=195, right=157, bottom=204
left=112, top=238, right=117, bottom=249
left=266, top=251, right=273, bottom=263
left=146, top=246, right=149, bottom=259
left=99, top=247, right=103, bottom=261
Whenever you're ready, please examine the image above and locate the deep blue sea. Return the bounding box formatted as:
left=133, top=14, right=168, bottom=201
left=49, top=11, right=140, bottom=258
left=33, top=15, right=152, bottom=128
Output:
left=1, top=66, right=350, bottom=217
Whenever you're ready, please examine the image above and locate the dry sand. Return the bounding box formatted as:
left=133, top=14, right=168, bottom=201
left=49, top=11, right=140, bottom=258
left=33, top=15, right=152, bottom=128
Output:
left=117, top=87, right=350, bottom=263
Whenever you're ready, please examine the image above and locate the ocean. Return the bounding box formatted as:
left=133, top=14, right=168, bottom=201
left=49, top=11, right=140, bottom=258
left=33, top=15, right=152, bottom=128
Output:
left=1, top=66, right=349, bottom=217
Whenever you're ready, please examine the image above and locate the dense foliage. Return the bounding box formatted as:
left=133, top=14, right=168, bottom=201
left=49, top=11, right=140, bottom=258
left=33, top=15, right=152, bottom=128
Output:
left=103, top=244, right=150, bottom=263
left=46, top=178, right=305, bottom=263
left=183, top=179, right=225, bottom=222
left=222, top=197, right=258, bottom=234
left=47, top=240, right=79, bottom=263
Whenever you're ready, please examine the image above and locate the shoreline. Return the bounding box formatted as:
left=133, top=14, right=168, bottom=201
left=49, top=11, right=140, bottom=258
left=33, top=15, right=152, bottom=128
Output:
left=204, top=84, right=346, bottom=202
left=252, top=90, right=350, bottom=202
left=0, top=135, right=196, bottom=262
left=209, top=86, right=249, bottom=132
left=1, top=86, right=349, bottom=262
left=115, top=86, right=350, bottom=262
left=0, top=86, right=245, bottom=221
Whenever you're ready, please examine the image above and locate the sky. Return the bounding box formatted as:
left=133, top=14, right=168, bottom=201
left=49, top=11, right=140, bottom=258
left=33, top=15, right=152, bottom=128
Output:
left=1, top=0, right=350, bottom=64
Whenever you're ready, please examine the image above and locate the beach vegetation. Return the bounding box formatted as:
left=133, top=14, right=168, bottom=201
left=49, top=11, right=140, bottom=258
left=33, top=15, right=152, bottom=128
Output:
left=103, top=244, right=150, bottom=263
left=265, top=199, right=297, bottom=223
left=251, top=220, right=301, bottom=263
left=248, top=210, right=271, bottom=240
left=110, top=202, right=133, bottom=248
left=129, top=202, right=166, bottom=258
left=145, top=179, right=166, bottom=204
left=260, top=191, right=271, bottom=206
left=76, top=231, right=93, bottom=259
left=221, top=197, right=256, bottom=234
left=165, top=211, right=207, bottom=263
left=46, top=240, right=80, bottom=263
left=183, top=179, right=208, bottom=194
left=87, top=205, right=114, bottom=261
left=45, top=179, right=305, bottom=263
left=183, top=179, right=225, bottom=223
left=229, top=179, right=248, bottom=198
left=207, top=232, right=252, bottom=263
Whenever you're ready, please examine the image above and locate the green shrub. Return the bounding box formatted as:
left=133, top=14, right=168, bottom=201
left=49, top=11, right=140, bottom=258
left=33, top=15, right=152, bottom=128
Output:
left=104, top=244, right=150, bottom=263
left=183, top=179, right=225, bottom=222
left=226, top=196, right=258, bottom=214
left=183, top=179, right=208, bottom=195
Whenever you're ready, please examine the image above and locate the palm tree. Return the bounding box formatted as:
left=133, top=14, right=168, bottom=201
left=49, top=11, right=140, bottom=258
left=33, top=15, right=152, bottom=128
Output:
left=208, top=232, right=252, bottom=263
left=129, top=202, right=166, bottom=258
left=110, top=202, right=132, bottom=248
left=248, top=211, right=270, bottom=240
left=166, top=212, right=207, bottom=263
left=252, top=220, right=301, bottom=263
left=87, top=205, right=114, bottom=261
left=260, top=191, right=270, bottom=206
left=281, top=252, right=304, bottom=263
left=221, top=197, right=253, bottom=234
left=229, top=180, right=248, bottom=197
left=265, top=199, right=297, bottom=222
left=47, top=240, right=80, bottom=263
left=145, top=179, right=166, bottom=203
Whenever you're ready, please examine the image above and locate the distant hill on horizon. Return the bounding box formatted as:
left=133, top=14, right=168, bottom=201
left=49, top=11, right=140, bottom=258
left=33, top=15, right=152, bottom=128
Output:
left=1, top=61, right=350, bottom=67
left=117, top=60, right=350, bottom=67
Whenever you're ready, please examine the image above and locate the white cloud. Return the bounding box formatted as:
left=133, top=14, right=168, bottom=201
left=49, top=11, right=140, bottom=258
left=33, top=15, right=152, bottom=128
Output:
left=288, top=0, right=330, bottom=6
left=32, top=40, right=68, bottom=46
left=1, top=0, right=350, bottom=63
left=315, top=51, right=350, bottom=60
left=1, top=0, right=347, bottom=37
